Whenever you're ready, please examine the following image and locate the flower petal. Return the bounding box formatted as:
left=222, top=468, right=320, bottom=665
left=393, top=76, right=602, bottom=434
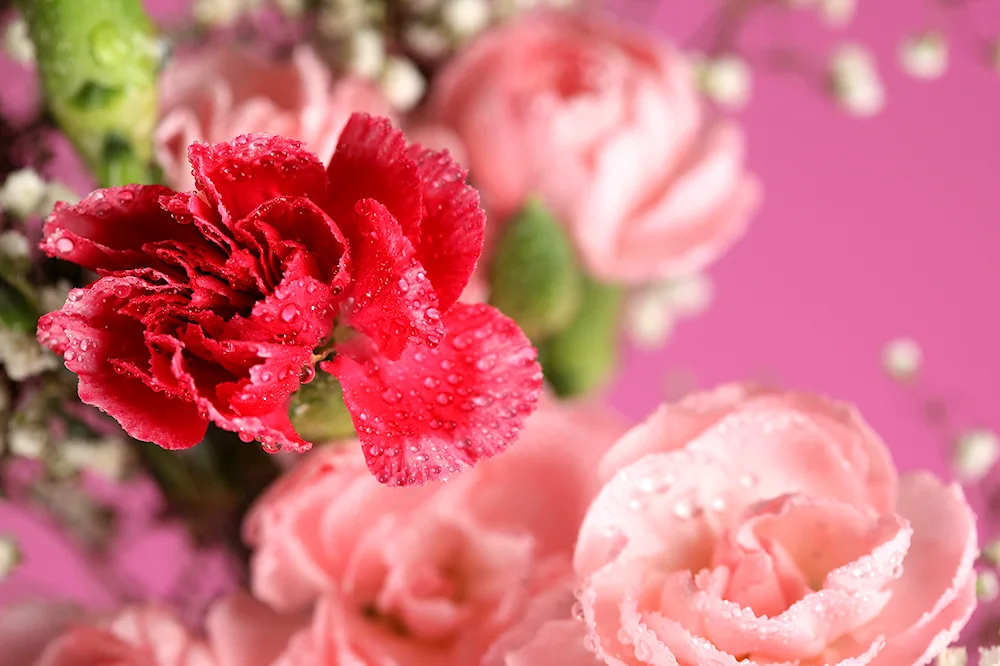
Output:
left=205, top=592, right=310, bottom=666
left=38, top=185, right=198, bottom=272
left=327, top=303, right=543, bottom=486
left=36, top=277, right=208, bottom=449
left=325, top=113, right=422, bottom=245
left=188, top=133, right=328, bottom=224
left=405, top=144, right=485, bottom=312
left=338, top=198, right=444, bottom=360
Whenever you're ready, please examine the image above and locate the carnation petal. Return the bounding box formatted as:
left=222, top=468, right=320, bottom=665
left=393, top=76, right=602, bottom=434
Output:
left=36, top=277, right=209, bottom=449
left=326, top=113, right=422, bottom=246
left=38, top=185, right=197, bottom=272
left=327, top=303, right=543, bottom=486
left=406, top=144, right=485, bottom=312
left=188, top=133, right=328, bottom=224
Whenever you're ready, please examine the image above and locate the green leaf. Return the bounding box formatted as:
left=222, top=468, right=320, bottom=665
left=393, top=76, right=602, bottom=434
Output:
left=488, top=198, right=583, bottom=342
left=289, top=371, right=358, bottom=443
left=537, top=277, right=623, bottom=398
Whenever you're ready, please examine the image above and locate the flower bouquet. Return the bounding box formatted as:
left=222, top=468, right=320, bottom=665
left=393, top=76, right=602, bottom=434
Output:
left=1, top=0, right=998, bottom=664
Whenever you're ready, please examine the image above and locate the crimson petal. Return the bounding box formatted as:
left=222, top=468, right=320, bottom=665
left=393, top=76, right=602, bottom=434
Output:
left=325, top=114, right=422, bottom=246
left=189, top=134, right=329, bottom=224
left=38, top=185, right=200, bottom=272
left=37, top=277, right=208, bottom=449
left=339, top=199, right=445, bottom=360
left=326, top=303, right=543, bottom=486
left=406, top=144, right=486, bottom=312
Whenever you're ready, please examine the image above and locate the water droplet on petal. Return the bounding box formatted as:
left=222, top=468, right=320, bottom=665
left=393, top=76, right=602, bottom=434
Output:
left=55, top=237, right=75, bottom=253
left=436, top=392, right=453, bottom=405
left=299, top=365, right=316, bottom=383
left=382, top=389, right=402, bottom=404
left=281, top=304, right=300, bottom=322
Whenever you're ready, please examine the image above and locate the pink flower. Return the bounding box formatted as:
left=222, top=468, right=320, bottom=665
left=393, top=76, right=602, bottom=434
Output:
left=37, top=115, right=543, bottom=485
left=427, top=12, right=759, bottom=285
left=574, top=384, right=978, bottom=665
left=243, top=399, right=627, bottom=665
left=4, top=605, right=214, bottom=666
left=156, top=45, right=392, bottom=192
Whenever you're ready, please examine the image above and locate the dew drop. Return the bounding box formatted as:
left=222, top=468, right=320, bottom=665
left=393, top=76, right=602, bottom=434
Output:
left=280, top=304, right=300, bottom=322
left=55, top=237, right=75, bottom=253
left=423, top=377, right=440, bottom=389
left=436, top=392, right=453, bottom=405
left=382, top=389, right=402, bottom=404
left=64, top=350, right=76, bottom=362
left=425, top=308, right=441, bottom=321
left=260, top=370, right=273, bottom=382
left=673, top=499, right=695, bottom=519
left=238, top=431, right=255, bottom=443
left=739, top=473, right=758, bottom=488
left=299, top=365, right=316, bottom=383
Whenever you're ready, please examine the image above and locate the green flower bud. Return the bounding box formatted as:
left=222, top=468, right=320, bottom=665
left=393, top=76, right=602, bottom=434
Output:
left=537, top=276, right=623, bottom=398
left=488, top=198, right=583, bottom=342
left=289, top=371, right=358, bottom=443
left=15, top=0, right=163, bottom=186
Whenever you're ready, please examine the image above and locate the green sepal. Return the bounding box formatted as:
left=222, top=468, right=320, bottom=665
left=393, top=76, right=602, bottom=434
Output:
left=289, top=371, right=358, bottom=443
left=488, top=198, right=583, bottom=342
left=537, top=277, right=623, bottom=398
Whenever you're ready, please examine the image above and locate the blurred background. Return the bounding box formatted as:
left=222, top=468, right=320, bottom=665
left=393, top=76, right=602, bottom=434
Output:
left=1, top=0, right=999, bottom=648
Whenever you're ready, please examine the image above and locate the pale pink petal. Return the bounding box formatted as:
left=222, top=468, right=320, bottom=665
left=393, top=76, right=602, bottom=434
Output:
left=205, top=592, right=309, bottom=666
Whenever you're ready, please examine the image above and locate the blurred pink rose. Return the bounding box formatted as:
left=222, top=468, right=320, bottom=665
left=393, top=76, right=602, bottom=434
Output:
left=155, top=45, right=392, bottom=192
left=244, top=399, right=627, bottom=665
left=574, top=384, right=978, bottom=665
left=7, top=605, right=215, bottom=666
left=428, top=12, right=759, bottom=285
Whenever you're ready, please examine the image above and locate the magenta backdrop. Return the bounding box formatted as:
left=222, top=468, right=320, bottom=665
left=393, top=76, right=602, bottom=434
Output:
left=2, top=0, right=1000, bottom=643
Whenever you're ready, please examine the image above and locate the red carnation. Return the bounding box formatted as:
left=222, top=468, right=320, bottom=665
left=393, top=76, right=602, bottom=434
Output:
left=36, top=114, right=543, bottom=486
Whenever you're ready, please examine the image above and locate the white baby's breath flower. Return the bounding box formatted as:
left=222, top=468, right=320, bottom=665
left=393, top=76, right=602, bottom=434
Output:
left=38, top=280, right=74, bottom=313
left=978, top=569, right=1000, bottom=602
left=937, top=647, right=968, bottom=666
left=900, top=32, right=948, bottom=80
left=0, top=536, right=19, bottom=582
left=953, top=429, right=1000, bottom=484
left=829, top=44, right=885, bottom=117
left=0, top=168, right=47, bottom=219
left=192, top=0, right=261, bottom=26
left=0, top=329, right=59, bottom=381
left=882, top=337, right=922, bottom=382
left=8, top=425, right=46, bottom=459
left=0, top=230, right=30, bottom=261
left=404, top=23, right=450, bottom=60
left=701, top=55, right=753, bottom=109
left=441, top=0, right=491, bottom=39
left=39, top=181, right=80, bottom=217
left=379, top=56, right=426, bottom=112
left=663, top=272, right=714, bottom=318
left=980, top=646, right=1000, bottom=666
left=2, top=14, right=34, bottom=65
left=343, top=27, right=385, bottom=79
left=820, top=0, right=855, bottom=27
left=60, top=437, right=131, bottom=481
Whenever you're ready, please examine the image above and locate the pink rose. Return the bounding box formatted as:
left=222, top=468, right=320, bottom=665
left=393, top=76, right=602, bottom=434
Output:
left=9, top=605, right=215, bottom=666
left=244, top=399, right=627, bottom=664
left=574, top=384, right=978, bottom=665
left=427, top=11, right=759, bottom=285
left=155, top=45, right=392, bottom=192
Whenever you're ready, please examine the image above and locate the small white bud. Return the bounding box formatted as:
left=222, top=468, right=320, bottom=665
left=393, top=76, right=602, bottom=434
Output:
left=820, top=0, right=855, bottom=27
left=900, top=32, right=949, bottom=80
left=663, top=273, right=714, bottom=318
left=986, top=539, right=1000, bottom=567
left=8, top=426, right=46, bottom=460
left=980, top=647, right=1000, bottom=666
left=379, top=56, right=426, bottom=112
left=441, top=0, right=491, bottom=39
left=0, top=230, right=30, bottom=261
left=882, top=337, right=922, bottom=382
left=404, top=23, right=450, bottom=60
left=2, top=15, right=35, bottom=66
left=0, top=168, right=47, bottom=219
left=936, top=647, right=968, bottom=666
left=0, top=536, right=20, bottom=582
left=343, top=27, right=385, bottom=79
left=978, top=570, right=1000, bottom=602
left=953, top=429, right=1000, bottom=484
left=701, top=55, right=753, bottom=109
left=626, top=293, right=676, bottom=349
left=830, top=45, right=885, bottom=117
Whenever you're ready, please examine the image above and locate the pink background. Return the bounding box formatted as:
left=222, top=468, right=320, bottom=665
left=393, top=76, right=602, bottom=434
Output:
left=2, top=0, right=1000, bottom=643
